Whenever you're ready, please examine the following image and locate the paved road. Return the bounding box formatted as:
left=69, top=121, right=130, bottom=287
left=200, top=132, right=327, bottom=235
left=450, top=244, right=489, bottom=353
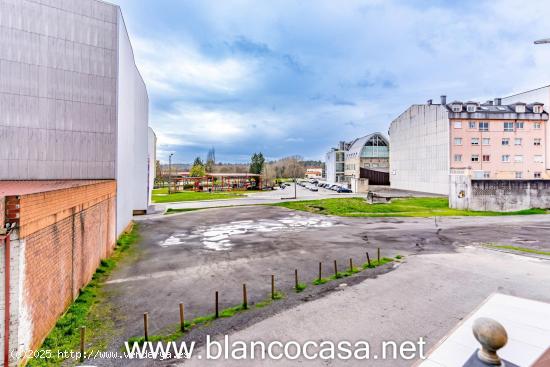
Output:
left=142, top=184, right=444, bottom=219
left=144, top=184, right=359, bottom=216
left=183, top=246, right=550, bottom=366
left=90, top=206, right=550, bottom=366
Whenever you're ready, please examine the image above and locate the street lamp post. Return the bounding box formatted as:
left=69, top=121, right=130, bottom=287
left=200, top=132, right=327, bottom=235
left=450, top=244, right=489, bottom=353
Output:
left=168, top=153, right=174, bottom=194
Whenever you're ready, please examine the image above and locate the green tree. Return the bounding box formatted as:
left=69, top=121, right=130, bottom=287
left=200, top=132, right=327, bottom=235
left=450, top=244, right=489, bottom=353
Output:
left=189, top=157, right=206, bottom=177
left=249, top=152, right=265, bottom=189
left=205, top=147, right=216, bottom=173
left=249, top=152, right=265, bottom=174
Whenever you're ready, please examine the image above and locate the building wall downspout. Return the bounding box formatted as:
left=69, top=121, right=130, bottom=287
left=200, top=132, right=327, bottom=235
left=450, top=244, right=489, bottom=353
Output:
left=1, top=232, right=10, bottom=367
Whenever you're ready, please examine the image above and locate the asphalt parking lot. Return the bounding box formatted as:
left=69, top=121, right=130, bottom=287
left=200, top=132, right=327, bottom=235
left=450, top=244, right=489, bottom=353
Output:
left=93, top=206, right=550, bottom=365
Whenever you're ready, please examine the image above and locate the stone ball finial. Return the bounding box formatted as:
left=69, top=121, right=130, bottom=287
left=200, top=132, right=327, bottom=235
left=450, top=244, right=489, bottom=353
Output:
left=472, top=317, right=508, bottom=365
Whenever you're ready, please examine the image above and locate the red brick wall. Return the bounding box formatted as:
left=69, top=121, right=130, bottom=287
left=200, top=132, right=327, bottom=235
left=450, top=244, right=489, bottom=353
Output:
left=19, top=181, right=116, bottom=351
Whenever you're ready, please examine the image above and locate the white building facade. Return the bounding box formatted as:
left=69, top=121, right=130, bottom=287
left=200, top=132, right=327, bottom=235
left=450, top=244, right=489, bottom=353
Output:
left=148, top=127, right=157, bottom=207
left=325, top=148, right=345, bottom=184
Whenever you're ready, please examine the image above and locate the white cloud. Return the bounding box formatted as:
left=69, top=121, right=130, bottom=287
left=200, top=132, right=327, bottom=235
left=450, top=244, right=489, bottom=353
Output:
left=132, top=37, right=258, bottom=97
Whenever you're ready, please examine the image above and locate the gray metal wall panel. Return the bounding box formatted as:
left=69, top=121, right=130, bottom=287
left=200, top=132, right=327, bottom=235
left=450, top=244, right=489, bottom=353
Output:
left=389, top=104, right=450, bottom=195
left=0, top=0, right=117, bottom=179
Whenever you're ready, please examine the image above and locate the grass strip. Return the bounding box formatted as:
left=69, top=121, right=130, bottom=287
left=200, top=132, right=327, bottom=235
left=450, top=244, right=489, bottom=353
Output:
left=152, top=188, right=245, bottom=203
left=362, top=257, right=394, bottom=269
left=126, top=293, right=286, bottom=346
left=273, top=197, right=548, bottom=217
left=295, top=283, right=307, bottom=293
left=485, top=244, right=550, bottom=256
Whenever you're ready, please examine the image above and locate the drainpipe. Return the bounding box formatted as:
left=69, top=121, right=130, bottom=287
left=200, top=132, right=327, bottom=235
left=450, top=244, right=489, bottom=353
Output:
left=1, top=231, right=11, bottom=367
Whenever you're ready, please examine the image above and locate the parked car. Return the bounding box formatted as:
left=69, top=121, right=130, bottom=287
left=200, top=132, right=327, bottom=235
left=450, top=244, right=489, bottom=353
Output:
left=329, top=184, right=341, bottom=191
left=307, top=185, right=318, bottom=192
left=337, top=187, right=352, bottom=193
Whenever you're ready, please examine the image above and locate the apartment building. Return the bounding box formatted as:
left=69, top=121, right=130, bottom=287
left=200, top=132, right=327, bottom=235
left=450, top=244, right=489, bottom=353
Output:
left=449, top=100, right=547, bottom=180
left=389, top=96, right=548, bottom=195
left=501, top=85, right=550, bottom=175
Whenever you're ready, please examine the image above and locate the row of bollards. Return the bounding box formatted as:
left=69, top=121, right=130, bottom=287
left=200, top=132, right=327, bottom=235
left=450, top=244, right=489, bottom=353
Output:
left=78, top=248, right=383, bottom=361
left=139, top=248, right=383, bottom=342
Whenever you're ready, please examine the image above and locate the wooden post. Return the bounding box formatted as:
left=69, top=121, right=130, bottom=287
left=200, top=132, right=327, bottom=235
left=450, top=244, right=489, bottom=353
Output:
left=334, top=260, right=338, bottom=277
left=271, top=275, right=275, bottom=299
left=366, top=252, right=371, bottom=267
left=378, top=247, right=381, bottom=263
left=143, top=313, right=149, bottom=341
left=215, top=291, right=219, bottom=318
left=318, top=262, right=322, bottom=281
left=79, top=326, right=85, bottom=362
left=243, top=284, right=248, bottom=309
left=349, top=258, right=353, bottom=271
left=294, top=269, right=299, bottom=290
left=179, top=303, right=185, bottom=332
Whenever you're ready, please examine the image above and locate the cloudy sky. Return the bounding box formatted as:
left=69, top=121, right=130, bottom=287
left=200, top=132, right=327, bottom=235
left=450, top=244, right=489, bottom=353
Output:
left=112, top=0, right=550, bottom=163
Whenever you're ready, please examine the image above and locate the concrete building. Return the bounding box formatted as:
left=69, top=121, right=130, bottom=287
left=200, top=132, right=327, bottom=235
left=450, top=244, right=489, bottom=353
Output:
left=0, top=0, right=152, bottom=364
left=0, top=0, right=151, bottom=235
left=305, top=167, right=323, bottom=179
left=325, top=143, right=346, bottom=184
left=325, top=134, right=389, bottom=186
left=389, top=96, right=548, bottom=195
left=343, top=133, right=389, bottom=182
left=501, top=85, right=550, bottom=176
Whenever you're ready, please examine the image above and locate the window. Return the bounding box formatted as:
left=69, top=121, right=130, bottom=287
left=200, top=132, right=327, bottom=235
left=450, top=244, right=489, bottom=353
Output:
left=514, top=155, right=523, bottom=163
left=454, top=121, right=462, bottom=128
left=471, top=138, right=479, bottom=145
left=471, top=155, right=479, bottom=162
left=515, top=172, right=523, bottom=179
left=515, top=122, right=524, bottom=129
left=515, top=104, right=526, bottom=113
left=482, top=155, right=490, bottom=162
left=534, top=155, right=543, bottom=163
left=534, top=138, right=541, bottom=146
left=514, top=138, right=522, bottom=145
left=533, top=105, right=543, bottom=113
left=501, top=138, right=510, bottom=146
left=469, top=121, right=476, bottom=129
left=534, top=122, right=542, bottom=129
left=467, top=104, right=476, bottom=112
left=454, top=154, right=462, bottom=162
left=501, top=155, right=510, bottom=162
left=504, top=122, right=514, bottom=132
left=482, top=138, right=490, bottom=145
left=534, top=172, right=542, bottom=178
left=452, top=104, right=462, bottom=112
left=483, top=171, right=490, bottom=179
left=454, top=138, right=462, bottom=145
left=479, top=122, right=489, bottom=131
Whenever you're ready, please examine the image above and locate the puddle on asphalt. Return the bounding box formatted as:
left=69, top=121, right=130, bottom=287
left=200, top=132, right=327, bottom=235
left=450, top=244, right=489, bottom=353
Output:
left=158, top=214, right=337, bottom=250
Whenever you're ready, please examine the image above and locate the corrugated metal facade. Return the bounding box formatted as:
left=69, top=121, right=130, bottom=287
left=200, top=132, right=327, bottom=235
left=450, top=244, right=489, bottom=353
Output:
left=0, top=0, right=151, bottom=235
left=0, top=0, right=118, bottom=179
